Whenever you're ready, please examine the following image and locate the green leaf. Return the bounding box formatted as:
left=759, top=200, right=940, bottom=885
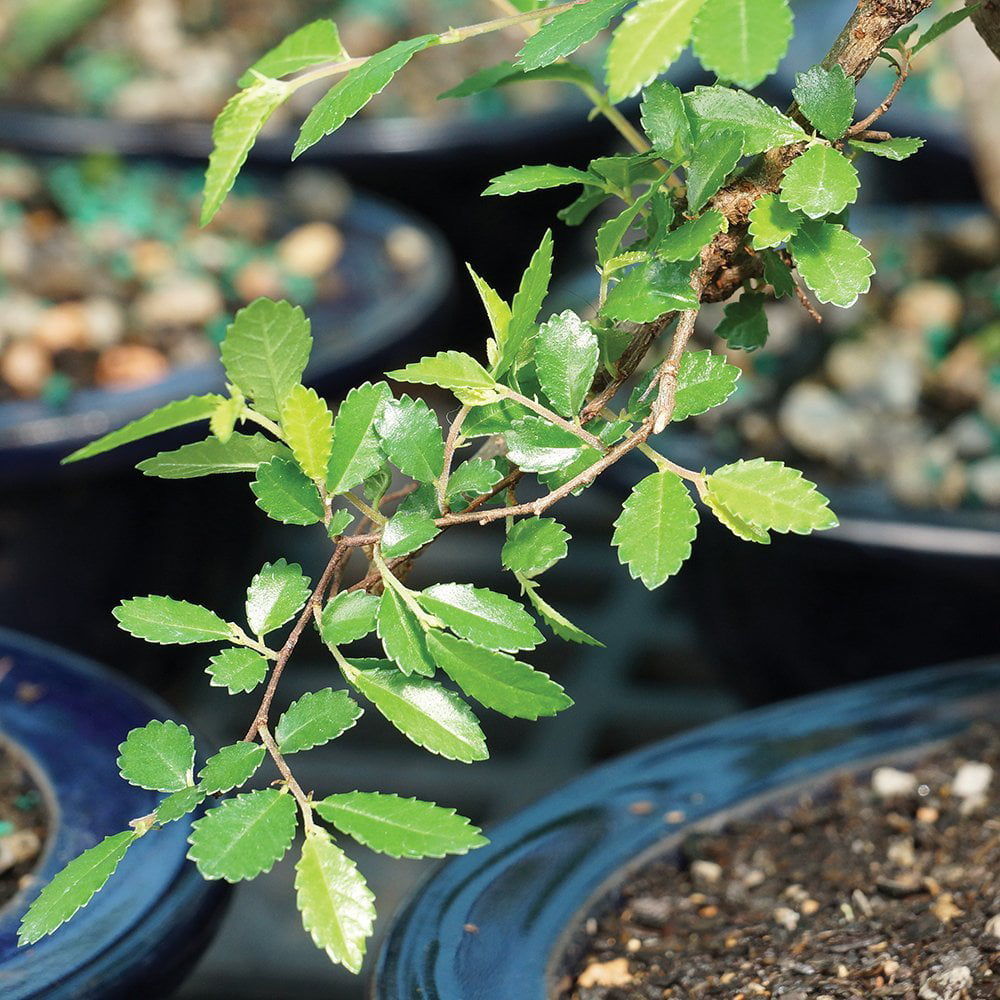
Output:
left=671, top=349, right=741, bottom=420
left=439, top=59, right=594, bottom=99
left=239, top=19, right=345, bottom=86
left=377, top=587, right=436, bottom=677
left=387, top=352, right=503, bottom=406
left=706, top=457, right=838, bottom=534
left=157, top=786, right=208, bottom=824
left=779, top=145, right=859, bottom=220
left=502, top=518, right=569, bottom=578
left=381, top=509, right=440, bottom=559
left=210, top=393, right=242, bottom=444
left=137, top=432, right=289, bottom=479
left=792, top=63, right=856, bottom=140
left=691, top=0, right=792, bottom=89
left=202, top=79, right=292, bottom=225
left=295, top=828, right=376, bottom=974
left=117, top=720, right=195, bottom=792
left=913, top=4, right=979, bottom=54
left=328, top=509, right=355, bottom=538
left=537, top=417, right=628, bottom=494
left=63, top=394, right=223, bottom=464
left=518, top=0, right=629, bottom=70
left=294, top=36, right=438, bottom=158
left=788, top=221, right=874, bottom=308
left=483, top=164, right=595, bottom=197
left=447, top=458, right=504, bottom=502
left=316, top=792, right=486, bottom=859
left=198, top=742, right=267, bottom=794
left=761, top=248, right=796, bottom=298
left=504, top=416, right=585, bottom=474
left=613, top=471, right=699, bottom=588
left=188, top=788, right=298, bottom=882
left=467, top=264, right=511, bottom=363
left=558, top=187, right=609, bottom=226
left=534, top=310, right=600, bottom=419
left=207, top=647, right=269, bottom=694
left=703, top=489, right=771, bottom=543
left=657, top=210, right=727, bottom=262
left=640, top=79, right=694, bottom=162
left=344, top=658, right=488, bottom=762
left=375, top=396, right=445, bottom=483
left=246, top=559, right=311, bottom=638
left=417, top=583, right=542, bottom=652
left=220, top=299, right=312, bottom=421
left=427, top=632, right=571, bottom=720
left=281, top=385, right=333, bottom=486
left=848, top=136, right=924, bottom=161
left=327, top=381, right=392, bottom=495
left=685, top=128, right=743, bottom=213
left=596, top=186, right=659, bottom=267
left=520, top=579, right=603, bottom=646
left=716, top=292, right=769, bottom=351
left=276, top=689, right=363, bottom=754
left=321, top=591, right=379, bottom=646
left=686, top=86, right=808, bottom=155
left=18, top=831, right=137, bottom=945
left=748, top=193, right=803, bottom=249
left=251, top=457, right=326, bottom=525
left=603, top=258, right=699, bottom=322
left=114, top=596, right=235, bottom=645
left=501, top=229, right=555, bottom=376
left=607, top=0, right=703, bottom=102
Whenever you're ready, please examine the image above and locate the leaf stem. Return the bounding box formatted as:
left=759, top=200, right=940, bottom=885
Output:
left=259, top=724, right=314, bottom=833
left=241, top=408, right=285, bottom=441
left=344, top=491, right=385, bottom=525
left=437, top=404, right=470, bottom=514
left=501, top=387, right=607, bottom=451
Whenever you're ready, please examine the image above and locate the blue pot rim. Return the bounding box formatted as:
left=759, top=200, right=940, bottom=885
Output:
left=0, top=626, right=227, bottom=999
left=371, top=656, right=1000, bottom=1000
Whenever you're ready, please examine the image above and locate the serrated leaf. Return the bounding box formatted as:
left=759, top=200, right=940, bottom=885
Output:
left=344, top=658, right=488, bottom=762
left=251, top=457, right=326, bottom=525
left=114, top=596, right=235, bottom=645
left=691, top=0, right=792, bottom=89
left=417, top=583, right=542, bottom=652
left=321, top=591, right=379, bottom=646
left=913, top=4, right=979, bottom=54
left=328, top=509, right=355, bottom=537
left=640, top=79, right=694, bottom=162
left=779, top=145, right=859, bottom=220
left=518, top=0, right=629, bottom=69
left=520, top=579, right=603, bottom=646
left=502, top=518, right=570, bottom=578
left=188, top=788, right=298, bottom=882
left=501, top=229, right=555, bottom=376
left=426, top=632, right=571, bottom=720
left=137, top=432, right=289, bottom=479
left=239, top=19, right=345, bottom=86
left=387, top=352, right=503, bottom=406
left=381, top=509, right=440, bottom=559
left=156, top=786, right=207, bottom=824
left=447, top=458, right=504, bottom=502
left=596, top=186, right=659, bottom=267
left=848, top=137, right=924, bottom=161
left=327, top=381, right=392, bottom=495
left=685, top=128, right=743, bottom=214
left=219, top=299, right=312, bottom=422
left=657, top=210, right=727, bottom=262
left=295, top=829, right=376, bottom=974
left=202, top=79, right=291, bottom=225
left=703, top=489, right=770, bottom=543
left=482, top=164, right=595, bottom=197
left=63, top=394, right=223, bottom=464
left=558, top=187, right=609, bottom=226
left=603, top=258, right=699, bottom=322
left=706, top=457, right=837, bottom=534
left=198, top=742, right=266, bottom=794
left=467, top=264, right=511, bottom=361
left=788, top=221, right=874, bottom=308
left=504, top=416, right=585, bottom=474
left=18, top=831, right=137, bottom=946
left=792, top=63, right=856, bottom=140
left=613, top=471, right=698, bottom=588
left=761, top=248, right=796, bottom=298
left=210, top=394, right=242, bottom=444
left=117, top=720, right=195, bottom=792
left=246, top=559, right=311, bottom=637
left=316, top=792, right=485, bottom=859
left=669, top=349, right=741, bottom=420
left=281, top=384, right=333, bottom=486
left=687, top=86, right=808, bottom=154
left=537, top=417, right=628, bottom=493
left=376, top=588, right=436, bottom=677
left=293, top=36, right=438, bottom=158
left=374, top=396, right=444, bottom=483
left=534, top=310, right=600, bottom=418
left=207, top=647, right=269, bottom=694
left=276, top=689, right=363, bottom=754
left=439, top=59, right=594, bottom=99
left=717, top=292, right=769, bottom=351
left=607, top=0, right=703, bottom=102
left=748, top=193, right=803, bottom=249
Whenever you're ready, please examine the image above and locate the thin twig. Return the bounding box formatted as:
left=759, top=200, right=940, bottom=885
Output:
left=437, top=405, right=470, bottom=513
left=651, top=306, right=700, bottom=435
left=502, top=387, right=606, bottom=451
left=259, top=724, right=314, bottom=831
left=848, top=56, right=910, bottom=134
left=795, top=281, right=823, bottom=324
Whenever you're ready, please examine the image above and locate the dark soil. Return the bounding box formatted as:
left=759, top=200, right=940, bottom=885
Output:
left=0, top=734, right=47, bottom=909
left=561, top=725, right=1000, bottom=1000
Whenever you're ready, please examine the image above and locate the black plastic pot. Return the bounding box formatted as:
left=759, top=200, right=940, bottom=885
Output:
left=371, top=656, right=1000, bottom=999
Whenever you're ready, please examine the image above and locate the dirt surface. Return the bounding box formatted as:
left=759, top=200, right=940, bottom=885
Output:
left=561, top=724, right=1000, bottom=1000
left=0, top=734, right=47, bottom=910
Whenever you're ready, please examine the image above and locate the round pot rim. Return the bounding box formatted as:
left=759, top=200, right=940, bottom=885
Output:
left=371, top=656, right=1000, bottom=1000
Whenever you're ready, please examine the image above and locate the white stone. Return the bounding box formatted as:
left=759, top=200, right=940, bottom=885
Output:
left=919, top=966, right=972, bottom=1000
left=690, top=860, right=723, bottom=884
left=872, top=766, right=918, bottom=798
left=952, top=761, right=993, bottom=799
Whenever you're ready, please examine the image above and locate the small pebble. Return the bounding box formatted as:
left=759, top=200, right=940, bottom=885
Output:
left=576, top=958, right=633, bottom=989
left=984, top=913, right=1000, bottom=939
left=968, top=457, right=1000, bottom=506
left=0, top=830, right=41, bottom=875
left=33, top=302, right=90, bottom=352
left=773, top=906, right=799, bottom=931
left=916, top=806, right=940, bottom=823
left=892, top=280, right=963, bottom=333
left=690, top=860, right=723, bottom=885
left=918, top=965, right=972, bottom=1000
left=385, top=224, right=431, bottom=272
left=872, top=767, right=918, bottom=799
left=95, top=344, right=169, bottom=388
left=133, top=275, right=225, bottom=329
left=1, top=339, right=52, bottom=396
left=952, top=761, right=993, bottom=799
left=277, top=222, right=344, bottom=278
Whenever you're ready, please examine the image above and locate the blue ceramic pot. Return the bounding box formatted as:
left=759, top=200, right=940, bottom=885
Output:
left=0, top=628, right=228, bottom=999
left=372, top=657, right=1000, bottom=1000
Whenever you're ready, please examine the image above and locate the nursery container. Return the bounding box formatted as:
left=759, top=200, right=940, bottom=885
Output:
left=0, top=627, right=228, bottom=999
left=372, top=655, right=1000, bottom=999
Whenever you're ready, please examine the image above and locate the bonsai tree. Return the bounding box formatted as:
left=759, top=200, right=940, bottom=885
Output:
left=16, top=0, right=999, bottom=977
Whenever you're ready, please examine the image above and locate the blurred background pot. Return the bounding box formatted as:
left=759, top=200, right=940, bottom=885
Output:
left=0, top=627, right=228, bottom=999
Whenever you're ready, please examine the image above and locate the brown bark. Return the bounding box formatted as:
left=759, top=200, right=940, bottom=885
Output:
left=970, top=0, right=1000, bottom=61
